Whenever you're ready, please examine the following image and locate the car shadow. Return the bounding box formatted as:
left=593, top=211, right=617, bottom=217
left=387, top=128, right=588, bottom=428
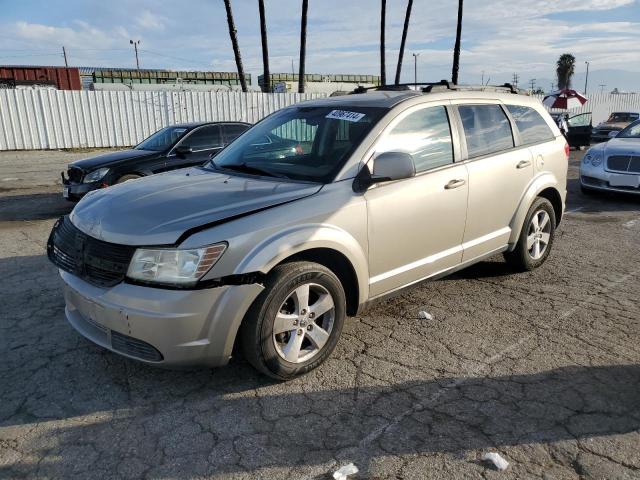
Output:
left=0, top=192, right=73, bottom=221
left=1, top=256, right=639, bottom=478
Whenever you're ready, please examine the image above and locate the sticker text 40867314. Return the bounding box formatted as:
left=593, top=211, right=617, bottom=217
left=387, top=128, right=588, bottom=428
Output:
left=325, top=110, right=366, bottom=123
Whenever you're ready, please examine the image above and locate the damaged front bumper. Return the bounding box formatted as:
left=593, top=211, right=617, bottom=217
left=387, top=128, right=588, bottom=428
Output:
left=60, top=270, right=264, bottom=367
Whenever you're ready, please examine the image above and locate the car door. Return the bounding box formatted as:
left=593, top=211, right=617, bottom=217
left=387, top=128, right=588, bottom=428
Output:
left=167, top=125, right=223, bottom=169
left=453, top=102, right=534, bottom=261
left=364, top=104, right=469, bottom=298
left=567, top=112, right=592, bottom=147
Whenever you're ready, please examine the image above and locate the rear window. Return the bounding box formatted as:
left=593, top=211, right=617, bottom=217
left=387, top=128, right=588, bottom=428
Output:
left=458, top=104, right=514, bottom=158
left=506, top=105, right=555, bottom=145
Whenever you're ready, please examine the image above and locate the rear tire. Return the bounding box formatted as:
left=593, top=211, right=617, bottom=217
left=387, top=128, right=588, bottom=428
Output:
left=240, top=261, right=346, bottom=380
left=504, top=197, right=556, bottom=272
left=116, top=174, right=142, bottom=184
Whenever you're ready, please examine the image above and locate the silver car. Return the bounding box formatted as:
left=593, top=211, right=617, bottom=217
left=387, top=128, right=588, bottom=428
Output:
left=48, top=86, right=568, bottom=379
left=581, top=119, right=640, bottom=195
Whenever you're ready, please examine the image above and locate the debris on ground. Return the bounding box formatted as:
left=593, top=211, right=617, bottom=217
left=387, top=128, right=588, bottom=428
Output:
left=333, top=463, right=359, bottom=480
left=418, top=310, right=434, bottom=320
left=482, top=452, right=509, bottom=471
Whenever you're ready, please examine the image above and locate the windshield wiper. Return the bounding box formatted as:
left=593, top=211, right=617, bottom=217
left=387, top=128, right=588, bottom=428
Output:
left=216, top=162, right=289, bottom=179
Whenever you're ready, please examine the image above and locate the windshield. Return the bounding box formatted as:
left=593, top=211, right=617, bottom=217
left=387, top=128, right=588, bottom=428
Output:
left=617, top=120, right=640, bottom=138
left=206, top=105, right=387, bottom=182
left=136, top=126, right=189, bottom=151
left=606, top=113, right=639, bottom=123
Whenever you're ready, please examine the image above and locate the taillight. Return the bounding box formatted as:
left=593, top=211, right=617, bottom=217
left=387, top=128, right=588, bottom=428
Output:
left=564, top=143, right=570, bottom=159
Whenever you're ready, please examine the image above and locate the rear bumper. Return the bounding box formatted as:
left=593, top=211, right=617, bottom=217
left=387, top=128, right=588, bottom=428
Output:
left=61, top=270, right=264, bottom=367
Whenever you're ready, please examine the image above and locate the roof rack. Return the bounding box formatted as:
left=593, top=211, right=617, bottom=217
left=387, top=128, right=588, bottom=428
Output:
left=351, top=80, right=527, bottom=95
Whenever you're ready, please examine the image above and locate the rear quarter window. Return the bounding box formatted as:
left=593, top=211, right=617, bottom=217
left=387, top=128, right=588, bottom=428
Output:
left=506, top=105, right=555, bottom=145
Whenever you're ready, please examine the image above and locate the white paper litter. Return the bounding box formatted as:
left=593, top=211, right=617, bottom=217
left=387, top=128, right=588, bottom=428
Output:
left=418, top=310, right=433, bottom=320
left=333, top=463, right=359, bottom=480
left=482, top=452, right=509, bottom=471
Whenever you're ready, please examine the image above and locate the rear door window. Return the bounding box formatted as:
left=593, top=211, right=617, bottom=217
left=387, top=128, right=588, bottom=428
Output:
left=223, top=124, right=250, bottom=145
left=506, top=105, right=555, bottom=144
left=376, top=106, right=454, bottom=173
left=180, top=125, right=222, bottom=150
left=458, top=104, right=514, bottom=158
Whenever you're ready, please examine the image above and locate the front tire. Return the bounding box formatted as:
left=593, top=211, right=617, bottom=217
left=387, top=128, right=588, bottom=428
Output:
left=116, top=174, right=142, bottom=184
left=504, top=197, right=556, bottom=272
left=240, top=261, right=346, bottom=380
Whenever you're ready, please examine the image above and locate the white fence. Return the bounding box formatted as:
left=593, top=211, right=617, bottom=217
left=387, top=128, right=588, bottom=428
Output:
left=534, top=93, right=640, bottom=125
left=1, top=89, right=639, bottom=151
left=0, top=90, right=324, bottom=150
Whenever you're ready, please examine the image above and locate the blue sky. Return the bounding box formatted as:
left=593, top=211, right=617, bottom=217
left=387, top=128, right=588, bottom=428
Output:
left=0, top=0, right=639, bottom=90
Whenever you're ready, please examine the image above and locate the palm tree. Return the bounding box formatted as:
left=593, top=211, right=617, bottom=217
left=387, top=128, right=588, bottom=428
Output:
left=258, top=0, right=270, bottom=92
left=556, top=53, right=576, bottom=90
left=451, top=0, right=463, bottom=84
left=394, top=0, right=413, bottom=85
left=223, top=0, right=247, bottom=92
left=298, top=0, right=309, bottom=93
left=380, top=0, right=386, bottom=85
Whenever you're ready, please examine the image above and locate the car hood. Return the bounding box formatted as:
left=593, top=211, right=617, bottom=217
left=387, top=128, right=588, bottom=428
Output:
left=70, top=167, right=321, bottom=245
left=603, top=138, right=640, bottom=155
left=70, top=149, right=158, bottom=170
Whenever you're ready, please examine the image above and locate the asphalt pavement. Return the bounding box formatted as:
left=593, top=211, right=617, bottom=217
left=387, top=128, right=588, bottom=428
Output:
left=0, top=149, right=639, bottom=479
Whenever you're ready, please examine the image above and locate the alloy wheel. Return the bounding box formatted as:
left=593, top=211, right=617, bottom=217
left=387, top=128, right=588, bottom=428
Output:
left=527, top=210, right=551, bottom=260
left=272, top=283, right=335, bottom=363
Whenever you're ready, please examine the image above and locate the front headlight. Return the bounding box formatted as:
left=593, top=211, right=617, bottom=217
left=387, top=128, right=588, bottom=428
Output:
left=83, top=167, right=110, bottom=183
left=583, top=152, right=602, bottom=167
left=126, top=243, right=227, bottom=286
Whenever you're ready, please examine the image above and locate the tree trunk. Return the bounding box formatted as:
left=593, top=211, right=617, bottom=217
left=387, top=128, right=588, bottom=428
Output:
left=258, top=0, right=270, bottom=92
left=394, top=0, right=413, bottom=85
left=223, top=0, right=247, bottom=92
left=451, top=0, right=463, bottom=85
left=380, top=0, right=386, bottom=85
left=298, top=0, right=308, bottom=93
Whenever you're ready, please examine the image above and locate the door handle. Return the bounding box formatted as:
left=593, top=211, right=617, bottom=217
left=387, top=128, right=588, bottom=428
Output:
left=516, top=160, right=532, bottom=169
left=445, top=179, right=466, bottom=189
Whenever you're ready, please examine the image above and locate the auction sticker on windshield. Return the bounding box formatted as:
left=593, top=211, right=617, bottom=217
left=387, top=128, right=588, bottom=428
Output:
left=326, top=110, right=366, bottom=122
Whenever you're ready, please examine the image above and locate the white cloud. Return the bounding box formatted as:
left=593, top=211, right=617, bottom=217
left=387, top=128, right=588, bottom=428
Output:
left=136, top=11, right=166, bottom=31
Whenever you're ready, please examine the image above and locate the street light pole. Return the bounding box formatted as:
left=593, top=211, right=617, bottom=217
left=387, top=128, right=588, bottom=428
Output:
left=412, top=52, right=420, bottom=89
left=584, top=61, right=589, bottom=95
left=130, top=40, right=141, bottom=70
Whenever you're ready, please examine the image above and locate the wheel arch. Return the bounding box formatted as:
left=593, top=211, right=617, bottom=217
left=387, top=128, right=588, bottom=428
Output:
left=509, top=175, right=564, bottom=246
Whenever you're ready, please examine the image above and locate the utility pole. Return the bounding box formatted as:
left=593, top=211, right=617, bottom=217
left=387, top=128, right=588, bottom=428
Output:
left=481, top=70, right=484, bottom=85
left=599, top=84, right=606, bottom=93
left=412, top=52, right=420, bottom=89
left=512, top=73, right=519, bottom=89
left=62, top=46, right=68, bottom=67
left=298, top=0, right=308, bottom=93
left=129, top=40, right=141, bottom=69
left=584, top=61, right=590, bottom=94
left=529, top=78, right=536, bottom=92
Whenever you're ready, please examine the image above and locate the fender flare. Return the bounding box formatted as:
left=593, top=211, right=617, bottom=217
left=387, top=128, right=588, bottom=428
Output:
left=508, top=173, right=562, bottom=246
left=235, top=223, right=370, bottom=306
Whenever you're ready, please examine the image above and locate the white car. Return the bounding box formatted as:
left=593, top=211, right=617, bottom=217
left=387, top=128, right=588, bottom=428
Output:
left=581, top=119, right=640, bottom=195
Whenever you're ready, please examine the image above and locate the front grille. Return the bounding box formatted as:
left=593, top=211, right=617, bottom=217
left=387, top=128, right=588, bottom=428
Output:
left=47, top=216, right=136, bottom=287
left=607, top=155, right=640, bottom=174
left=111, top=331, right=163, bottom=361
left=67, top=166, right=84, bottom=183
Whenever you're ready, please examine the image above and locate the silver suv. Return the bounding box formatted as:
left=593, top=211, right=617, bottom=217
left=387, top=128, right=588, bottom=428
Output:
left=48, top=85, right=568, bottom=379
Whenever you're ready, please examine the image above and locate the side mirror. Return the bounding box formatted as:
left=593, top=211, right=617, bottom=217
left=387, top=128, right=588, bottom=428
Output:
left=174, top=145, right=193, bottom=157
left=353, top=151, right=415, bottom=193
left=608, top=131, right=619, bottom=138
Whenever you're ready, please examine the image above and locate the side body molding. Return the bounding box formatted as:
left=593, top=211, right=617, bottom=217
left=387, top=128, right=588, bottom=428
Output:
left=508, top=172, right=563, bottom=247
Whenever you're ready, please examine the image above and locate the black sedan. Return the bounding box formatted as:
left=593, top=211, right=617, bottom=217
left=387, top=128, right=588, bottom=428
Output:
left=62, top=121, right=250, bottom=201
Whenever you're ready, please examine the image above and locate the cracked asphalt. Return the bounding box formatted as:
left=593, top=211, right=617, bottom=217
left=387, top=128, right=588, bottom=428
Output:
left=1, top=149, right=639, bottom=479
